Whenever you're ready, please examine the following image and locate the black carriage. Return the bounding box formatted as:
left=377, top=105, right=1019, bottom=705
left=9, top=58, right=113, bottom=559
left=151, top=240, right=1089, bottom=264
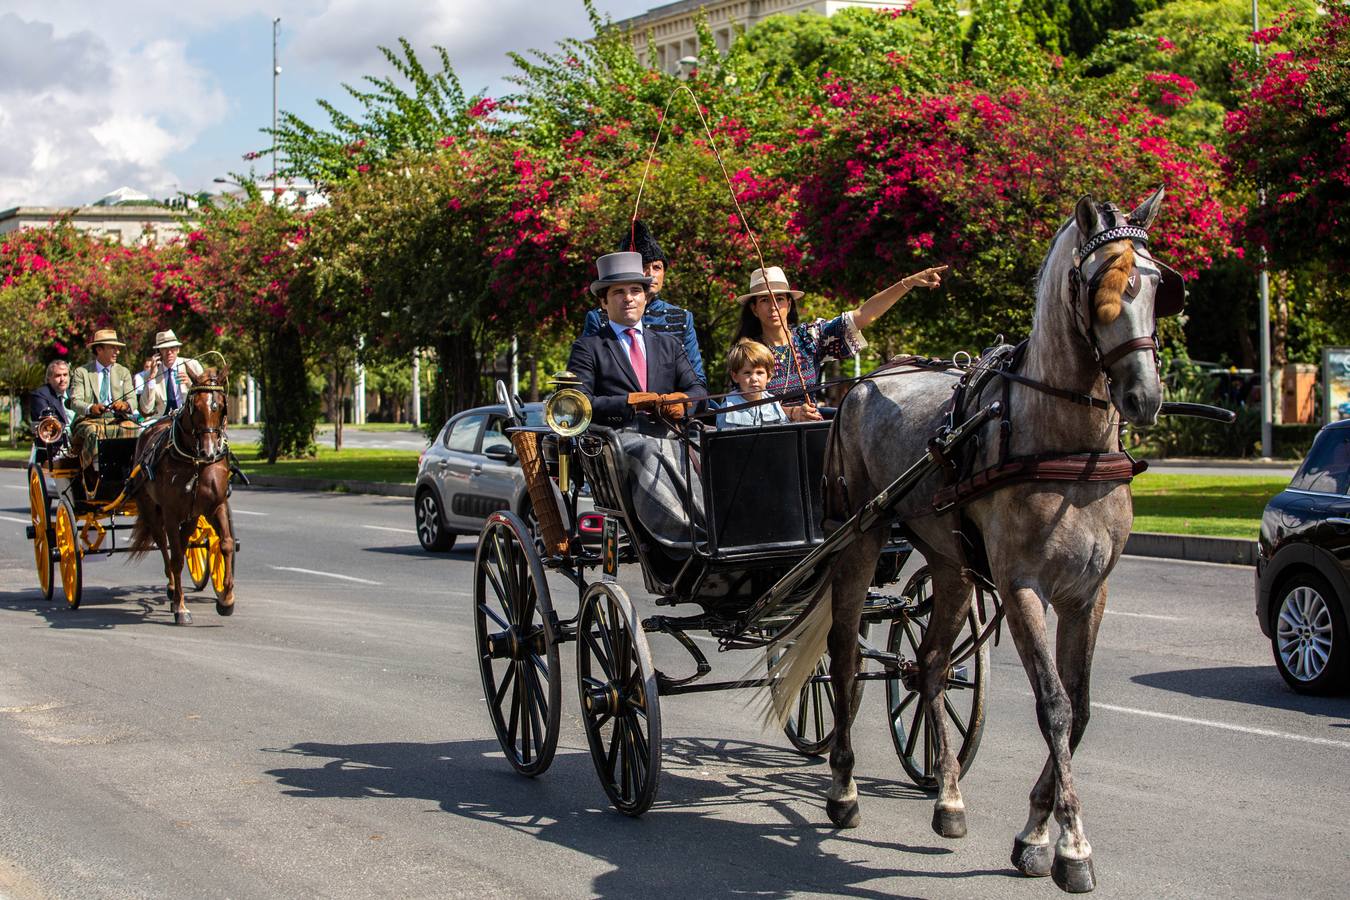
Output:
left=472, top=379, right=1003, bottom=816
left=25, top=418, right=231, bottom=609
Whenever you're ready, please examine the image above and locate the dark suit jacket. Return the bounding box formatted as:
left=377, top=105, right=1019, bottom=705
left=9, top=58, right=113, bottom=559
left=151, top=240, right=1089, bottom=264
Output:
left=27, top=384, right=69, bottom=426
left=567, top=326, right=707, bottom=427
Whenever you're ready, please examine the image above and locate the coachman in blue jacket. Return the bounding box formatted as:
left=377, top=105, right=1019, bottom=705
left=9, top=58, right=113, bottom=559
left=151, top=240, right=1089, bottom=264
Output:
left=581, top=220, right=706, bottom=384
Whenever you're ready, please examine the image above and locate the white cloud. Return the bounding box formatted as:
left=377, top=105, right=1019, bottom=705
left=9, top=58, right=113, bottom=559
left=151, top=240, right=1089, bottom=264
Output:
left=0, top=15, right=228, bottom=206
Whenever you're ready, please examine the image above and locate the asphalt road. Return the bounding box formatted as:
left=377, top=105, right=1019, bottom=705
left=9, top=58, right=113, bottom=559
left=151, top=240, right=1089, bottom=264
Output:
left=0, top=468, right=1346, bottom=899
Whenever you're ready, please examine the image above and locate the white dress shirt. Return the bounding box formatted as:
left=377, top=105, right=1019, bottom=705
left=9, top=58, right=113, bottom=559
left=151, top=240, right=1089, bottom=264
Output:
left=608, top=320, right=647, bottom=375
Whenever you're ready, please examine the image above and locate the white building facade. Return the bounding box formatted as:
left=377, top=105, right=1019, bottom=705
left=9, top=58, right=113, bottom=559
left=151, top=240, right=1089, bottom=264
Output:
left=617, top=0, right=906, bottom=73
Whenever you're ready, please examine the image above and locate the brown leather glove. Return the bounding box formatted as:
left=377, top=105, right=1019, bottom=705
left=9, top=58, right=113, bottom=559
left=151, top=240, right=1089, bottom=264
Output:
left=657, top=392, right=690, bottom=420
left=627, top=392, right=661, bottom=412
left=111, top=400, right=131, bottom=414
left=88, top=403, right=105, bottom=416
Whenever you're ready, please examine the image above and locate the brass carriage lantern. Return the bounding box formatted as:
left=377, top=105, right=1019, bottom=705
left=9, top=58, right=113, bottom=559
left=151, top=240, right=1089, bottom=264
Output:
left=544, top=371, right=592, bottom=489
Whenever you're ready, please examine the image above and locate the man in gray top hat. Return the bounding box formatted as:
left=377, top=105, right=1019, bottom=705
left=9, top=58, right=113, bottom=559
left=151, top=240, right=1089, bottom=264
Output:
left=138, top=329, right=204, bottom=418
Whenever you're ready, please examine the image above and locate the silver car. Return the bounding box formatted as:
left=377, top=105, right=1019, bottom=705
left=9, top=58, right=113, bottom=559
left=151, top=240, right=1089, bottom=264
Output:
left=414, top=403, right=601, bottom=551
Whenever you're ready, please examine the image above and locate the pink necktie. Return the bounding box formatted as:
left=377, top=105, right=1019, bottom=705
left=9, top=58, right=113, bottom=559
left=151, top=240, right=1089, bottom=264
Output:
left=625, top=327, right=647, bottom=391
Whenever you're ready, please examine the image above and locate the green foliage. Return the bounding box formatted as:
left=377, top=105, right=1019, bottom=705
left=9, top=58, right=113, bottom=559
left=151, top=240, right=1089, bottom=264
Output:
left=1136, top=350, right=1261, bottom=457
left=1021, top=0, right=1164, bottom=58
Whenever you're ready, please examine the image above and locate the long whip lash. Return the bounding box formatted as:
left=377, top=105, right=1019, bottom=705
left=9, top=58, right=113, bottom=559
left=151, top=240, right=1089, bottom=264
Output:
left=631, top=84, right=809, bottom=396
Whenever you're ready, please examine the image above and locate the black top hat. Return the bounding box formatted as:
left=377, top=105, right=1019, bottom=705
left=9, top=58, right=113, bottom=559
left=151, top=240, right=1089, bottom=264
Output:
left=590, top=252, right=653, bottom=296
left=615, top=219, right=666, bottom=265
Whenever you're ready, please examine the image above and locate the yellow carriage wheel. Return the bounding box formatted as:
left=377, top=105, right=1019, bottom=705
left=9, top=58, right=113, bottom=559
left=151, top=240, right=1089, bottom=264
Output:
left=28, top=467, right=54, bottom=602
left=54, top=502, right=82, bottom=610
left=186, top=517, right=213, bottom=592
left=208, top=526, right=228, bottom=599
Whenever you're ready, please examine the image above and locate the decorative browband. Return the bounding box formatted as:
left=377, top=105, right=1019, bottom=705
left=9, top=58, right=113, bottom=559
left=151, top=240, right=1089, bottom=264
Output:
left=1079, top=224, right=1150, bottom=259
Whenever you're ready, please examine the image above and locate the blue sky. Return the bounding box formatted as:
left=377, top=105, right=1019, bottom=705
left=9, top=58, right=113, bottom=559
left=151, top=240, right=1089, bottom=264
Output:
left=0, top=1, right=654, bottom=207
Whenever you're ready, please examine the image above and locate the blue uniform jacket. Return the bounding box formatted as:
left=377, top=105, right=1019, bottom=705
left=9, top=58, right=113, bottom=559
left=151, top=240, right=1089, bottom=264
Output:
left=582, top=295, right=705, bottom=384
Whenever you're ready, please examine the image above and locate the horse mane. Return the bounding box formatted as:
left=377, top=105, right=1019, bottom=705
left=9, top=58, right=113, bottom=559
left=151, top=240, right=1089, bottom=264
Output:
left=1091, top=243, right=1134, bottom=324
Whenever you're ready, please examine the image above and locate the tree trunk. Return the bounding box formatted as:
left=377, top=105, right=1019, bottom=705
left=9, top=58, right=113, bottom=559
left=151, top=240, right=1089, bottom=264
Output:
left=256, top=324, right=316, bottom=462
left=331, top=366, right=347, bottom=452
left=434, top=327, right=481, bottom=421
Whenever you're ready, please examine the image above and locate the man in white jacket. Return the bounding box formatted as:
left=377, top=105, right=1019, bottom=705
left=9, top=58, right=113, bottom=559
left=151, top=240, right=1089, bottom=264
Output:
left=138, top=329, right=204, bottom=419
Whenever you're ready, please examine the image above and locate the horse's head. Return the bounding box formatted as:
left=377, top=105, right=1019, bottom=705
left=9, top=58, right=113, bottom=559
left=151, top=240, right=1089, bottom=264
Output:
left=1068, top=188, right=1185, bottom=427
left=183, top=365, right=229, bottom=461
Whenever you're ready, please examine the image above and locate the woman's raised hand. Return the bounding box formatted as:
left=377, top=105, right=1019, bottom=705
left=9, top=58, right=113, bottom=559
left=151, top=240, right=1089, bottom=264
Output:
left=903, top=265, right=948, bottom=291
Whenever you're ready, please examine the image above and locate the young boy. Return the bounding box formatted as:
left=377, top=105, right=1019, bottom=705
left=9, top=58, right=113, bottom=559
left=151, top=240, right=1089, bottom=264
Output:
left=717, top=338, right=789, bottom=428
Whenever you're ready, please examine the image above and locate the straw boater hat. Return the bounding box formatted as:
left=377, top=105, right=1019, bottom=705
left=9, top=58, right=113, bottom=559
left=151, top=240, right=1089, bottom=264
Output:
left=152, top=329, right=183, bottom=349
left=735, top=266, right=804, bottom=305
left=590, top=251, right=653, bottom=297
left=87, top=328, right=126, bottom=348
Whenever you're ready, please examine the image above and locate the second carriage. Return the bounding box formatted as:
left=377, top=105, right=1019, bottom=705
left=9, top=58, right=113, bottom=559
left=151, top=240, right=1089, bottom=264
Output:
left=471, top=379, right=1005, bottom=816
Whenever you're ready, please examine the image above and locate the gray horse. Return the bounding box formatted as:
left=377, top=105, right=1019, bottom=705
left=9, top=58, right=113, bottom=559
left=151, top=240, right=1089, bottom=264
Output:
left=766, top=189, right=1176, bottom=893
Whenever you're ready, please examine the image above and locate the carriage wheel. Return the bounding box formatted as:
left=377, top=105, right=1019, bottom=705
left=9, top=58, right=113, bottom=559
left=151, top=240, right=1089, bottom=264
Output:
left=54, top=501, right=83, bottom=610
left=885, top=566, right=988, bottom=790
left=473, top=511, right=561, bottom=777
left=208, top=513, right=230, bottom=600
left=772, top=647, right=865, bottom=757
left=28, top=466, right=54, bottom=602
left=577, top=582, right=662, bottom=816
left=186, top=516, right=213, bottom=591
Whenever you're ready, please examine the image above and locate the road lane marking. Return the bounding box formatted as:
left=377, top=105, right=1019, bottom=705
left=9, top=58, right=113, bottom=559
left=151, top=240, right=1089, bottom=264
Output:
left=269, top=566, right=382, bottom=586
left=0, top=515, right=30, bottom=524
left=232, top=509, right=267, bottom=516
left=1, top=485, right=25, bottom=490
left=1091, top=701, right=1350, bottom=750
left=362, top=525, right=415, bottom=535
left=1123, top=554, right=1253, bottom=570
left=1105, top=610, right=1184, bottom=621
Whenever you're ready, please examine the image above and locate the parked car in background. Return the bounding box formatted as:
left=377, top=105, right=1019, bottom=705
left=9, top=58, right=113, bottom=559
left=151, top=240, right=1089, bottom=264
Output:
left=1257, top=419, right=1350, bottom=694
left=414, top=403, right=602, bottom=552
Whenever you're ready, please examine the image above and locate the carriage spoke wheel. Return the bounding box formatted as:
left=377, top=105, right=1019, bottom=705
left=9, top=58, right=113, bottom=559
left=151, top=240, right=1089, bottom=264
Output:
left=54, top=501, right=82, bottom=610
left=186, top=517, right=213, bottom=591
left=885, top=566, right=988, bottom=790
left=208, top=512, right=231, bottom=600
left=772, top=646, right=865, bottom=757
left=28, top=466, right=54, bottom=602
left=577, top=582, right=662, bottom=817
left=473, top=511, right=560, bottom=777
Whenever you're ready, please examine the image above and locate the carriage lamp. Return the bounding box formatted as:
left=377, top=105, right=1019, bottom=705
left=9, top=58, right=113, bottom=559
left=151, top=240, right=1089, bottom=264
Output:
left=544, top=372, right=593, bottom=438
left=35, top=415, right=66, bottom=445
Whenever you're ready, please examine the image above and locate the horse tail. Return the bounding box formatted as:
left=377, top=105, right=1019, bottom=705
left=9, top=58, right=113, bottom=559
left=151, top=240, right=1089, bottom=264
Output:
left=126, top=508, right=159, bottom=563
left=747, top=576, right=835, bottom=729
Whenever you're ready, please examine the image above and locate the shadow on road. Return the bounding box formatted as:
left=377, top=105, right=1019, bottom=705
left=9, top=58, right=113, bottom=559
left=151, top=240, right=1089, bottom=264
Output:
left=261, top=736, right=1014, bottom=897
left=0, top=585, right=222, bottom=629
left=361, top=545, right=474, bottom=561
left=1132, top=665, right=1350, bottom=722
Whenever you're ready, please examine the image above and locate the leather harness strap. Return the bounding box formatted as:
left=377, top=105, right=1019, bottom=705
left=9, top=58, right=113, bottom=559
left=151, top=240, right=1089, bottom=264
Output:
left=932, top=451, right=1147, bottom=513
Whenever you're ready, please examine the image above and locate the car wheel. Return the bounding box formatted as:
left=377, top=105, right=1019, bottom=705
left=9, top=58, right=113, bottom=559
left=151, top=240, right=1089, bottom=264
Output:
left=416, top=489, right=456, bottom=552
left=1271, top=572, right=1349, bottom=694
left=521, top=497, right=547, bottom=556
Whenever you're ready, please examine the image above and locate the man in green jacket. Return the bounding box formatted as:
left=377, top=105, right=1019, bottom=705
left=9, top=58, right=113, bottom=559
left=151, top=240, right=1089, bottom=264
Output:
left=69, top=328, right=139, bottom=470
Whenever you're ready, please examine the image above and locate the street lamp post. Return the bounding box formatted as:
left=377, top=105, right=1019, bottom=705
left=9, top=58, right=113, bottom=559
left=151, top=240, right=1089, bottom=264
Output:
left=273, top=17, right=281, bottom=204
left=1253, top=0, right=1273, bottom=459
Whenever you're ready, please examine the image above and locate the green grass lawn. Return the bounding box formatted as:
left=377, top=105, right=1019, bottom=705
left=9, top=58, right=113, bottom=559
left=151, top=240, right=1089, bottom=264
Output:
left=237, top=447, right=418, bottom=484
left=1130, top=472, right=1289, bottom=538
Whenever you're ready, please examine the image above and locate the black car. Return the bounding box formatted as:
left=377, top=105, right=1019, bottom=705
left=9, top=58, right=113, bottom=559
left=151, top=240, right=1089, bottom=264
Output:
left=1257, top=420, right=1350, bottom=694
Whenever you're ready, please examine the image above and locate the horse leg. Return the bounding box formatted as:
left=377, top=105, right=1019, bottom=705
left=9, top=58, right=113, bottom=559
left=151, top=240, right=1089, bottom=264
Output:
left=922, top=562, right=976, bottom=838
left=824, top=527, right=885, bottom=829
left=1013, top=584, right=1106, bottom=883
left=212, top=504, right=235, bottom=615
left=1002, top=585, right=1095, bottom=892
left=169, top=520, right=192, bottom=625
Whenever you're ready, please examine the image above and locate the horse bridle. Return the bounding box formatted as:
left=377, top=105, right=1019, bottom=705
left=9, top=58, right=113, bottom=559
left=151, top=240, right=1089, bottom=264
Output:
left=1069, top=216, right=1165, bottom=375
left=171, top=383, right=229, bottom=465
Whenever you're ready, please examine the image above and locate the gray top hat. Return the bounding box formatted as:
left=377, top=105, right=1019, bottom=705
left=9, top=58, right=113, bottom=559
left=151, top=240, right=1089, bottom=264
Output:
left=590, top=251, right=653, bottom=297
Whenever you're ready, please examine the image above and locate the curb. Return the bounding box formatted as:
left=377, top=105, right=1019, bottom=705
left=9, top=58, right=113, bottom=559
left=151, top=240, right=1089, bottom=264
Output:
left=3, top=459, right=1255, bottom=565
left=1142, top=457, right=1297, bottom=470
left=1125, top=531, right=1256, bottom=566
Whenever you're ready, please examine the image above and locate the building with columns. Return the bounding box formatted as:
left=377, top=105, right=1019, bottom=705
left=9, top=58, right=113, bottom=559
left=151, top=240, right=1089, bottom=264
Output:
left=616, top=0, right=906, bottom=73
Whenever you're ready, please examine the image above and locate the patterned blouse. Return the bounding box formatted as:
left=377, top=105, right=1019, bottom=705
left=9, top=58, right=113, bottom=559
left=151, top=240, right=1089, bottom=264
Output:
left=765, top=312, right=867, bottom=400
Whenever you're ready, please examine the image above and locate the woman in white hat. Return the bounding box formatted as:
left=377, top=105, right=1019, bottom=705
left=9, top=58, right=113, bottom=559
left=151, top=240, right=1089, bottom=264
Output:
left=732, top=264, right=947, bottom=420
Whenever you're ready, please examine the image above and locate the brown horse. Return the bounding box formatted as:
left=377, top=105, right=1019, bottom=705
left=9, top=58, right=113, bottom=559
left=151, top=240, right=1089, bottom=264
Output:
left=765, top=190, right=1181, bottom=893
left=128, top=365, right=236, bottom=625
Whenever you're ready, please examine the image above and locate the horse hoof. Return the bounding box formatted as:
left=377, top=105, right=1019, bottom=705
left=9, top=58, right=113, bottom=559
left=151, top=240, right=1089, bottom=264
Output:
left=1012, top=838, right=1053, bottom=877
left=215, top=601, right=234, bottom=617
left=826, top=798, right=861, bottom=829
left=931, top=806, right=967, bottom=839
left=1052, top=854, right=1096, bottom=893
left=174, top=610, right=192, bottom=626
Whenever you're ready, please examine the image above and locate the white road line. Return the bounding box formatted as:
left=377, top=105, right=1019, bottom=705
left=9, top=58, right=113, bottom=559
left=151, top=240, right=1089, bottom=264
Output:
left=269, top=566, right=382, bottom=586
left=1105, top=610, right=1183, bottom=621
left=1092, top=701, right=1350, bottom=751
left=362, top=525, right=415, bottom=535
left=232, top=509, right=267, bottom=517
left=1123, top=554, right=1253, bottom=570
left=1, top=485, right=25, bottom=490
left=0, top=515, right=30, bottom=524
